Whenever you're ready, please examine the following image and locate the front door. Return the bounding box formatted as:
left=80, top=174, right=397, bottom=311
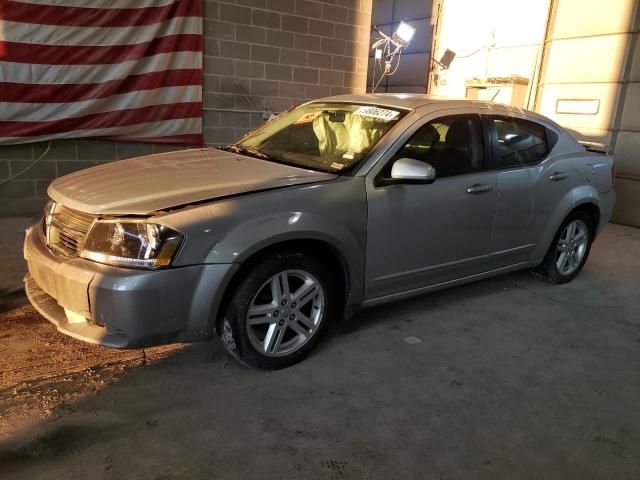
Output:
left=365, top=113, right=498, bottom=300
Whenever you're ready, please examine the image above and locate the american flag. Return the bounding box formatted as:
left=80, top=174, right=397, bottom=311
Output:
left=0, top=0, right=203, bottom=146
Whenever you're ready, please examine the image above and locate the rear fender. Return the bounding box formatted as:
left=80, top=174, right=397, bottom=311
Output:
left=530, top=185, right=600, bottom=261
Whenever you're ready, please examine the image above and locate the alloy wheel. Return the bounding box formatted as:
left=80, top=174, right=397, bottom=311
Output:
left=555, top=219, right=589, bottom=275
left=246, top=269, right=325, bottom=357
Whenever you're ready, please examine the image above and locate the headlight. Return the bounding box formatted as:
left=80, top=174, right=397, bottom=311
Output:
left=80, top=220, right=183, bottom=269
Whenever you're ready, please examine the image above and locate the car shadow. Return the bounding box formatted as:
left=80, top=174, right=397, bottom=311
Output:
left=329, top=269, right=537, bottom=339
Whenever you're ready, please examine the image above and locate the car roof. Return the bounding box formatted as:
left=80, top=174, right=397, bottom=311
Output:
left=312, top=93, right=495, bottom=111
left=311, top=93, right=561, bottom=128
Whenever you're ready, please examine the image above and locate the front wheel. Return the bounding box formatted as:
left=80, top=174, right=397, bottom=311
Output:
left=534, top=211, right=593, bottom=284
left=221, top=251, right=338, bottom=369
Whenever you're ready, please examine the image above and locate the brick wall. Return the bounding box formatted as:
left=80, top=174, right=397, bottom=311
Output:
left=0, top=0, right=372, bottom=217
left=0, top=141, right=187, bottom=216
left=202, top=0, right=372, bottom=146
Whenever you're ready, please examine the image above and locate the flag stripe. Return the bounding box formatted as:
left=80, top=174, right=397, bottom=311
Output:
left=0, top=69, right=202, bottom=103
left=0, top=102, right=202, bottom=137
left=0, top=0, right=204, bottom=146
left=11, top=0, right=178, bottom=9
left=0, top=51, right=202, bottom=85
left=4, top=0, right=200, bottom=27
left=0, top=118, right=202, bottom=145
left=3, top=17, right=203, bottom=46
left=1, top=34, right=202, bottom=65
left=2, top=86, right=202, bottom=122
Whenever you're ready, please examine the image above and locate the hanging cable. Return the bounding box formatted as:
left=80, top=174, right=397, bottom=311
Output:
left=368, top=23, right=414, bottom=93
left=0, top=141, right=52, bottom=187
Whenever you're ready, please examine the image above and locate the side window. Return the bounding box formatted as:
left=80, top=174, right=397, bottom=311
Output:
left=492, top=117, right=550, bottom=168
left=388, top=115, right=484, bottom=178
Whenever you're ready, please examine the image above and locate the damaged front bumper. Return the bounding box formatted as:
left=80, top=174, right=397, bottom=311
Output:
left=23, top=222, right=237, bottom=348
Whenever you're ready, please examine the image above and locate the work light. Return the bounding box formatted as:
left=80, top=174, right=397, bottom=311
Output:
left=394, top=21, right=416, bottom=47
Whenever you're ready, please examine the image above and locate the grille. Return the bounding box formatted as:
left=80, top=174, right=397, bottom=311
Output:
left=45, top=203, right=95, bottom=257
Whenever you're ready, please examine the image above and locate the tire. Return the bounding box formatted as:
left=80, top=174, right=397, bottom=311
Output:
left=221, top=250, right=338, bottom=369
left=534, top=211, right=593, bottom=284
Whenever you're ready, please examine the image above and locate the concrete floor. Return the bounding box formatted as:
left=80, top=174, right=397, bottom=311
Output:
left=1, top=221, right=639, bottom=479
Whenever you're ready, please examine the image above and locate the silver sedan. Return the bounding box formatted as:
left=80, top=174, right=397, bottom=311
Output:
left=24, top=94, right=615, bottom=369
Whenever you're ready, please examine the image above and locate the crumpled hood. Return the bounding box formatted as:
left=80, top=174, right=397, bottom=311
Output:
left=48, top=148, right=337, bottom=215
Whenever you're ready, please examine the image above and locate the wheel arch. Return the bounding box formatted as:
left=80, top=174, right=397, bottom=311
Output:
left=571, top=200, right=601, bottom=237
left=211, top=237, right=354, bottom=336
left=532, top=191, right=602, bottom=263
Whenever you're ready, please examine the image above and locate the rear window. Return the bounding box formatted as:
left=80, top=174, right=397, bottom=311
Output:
left=491, top=117, right=553, bottom=168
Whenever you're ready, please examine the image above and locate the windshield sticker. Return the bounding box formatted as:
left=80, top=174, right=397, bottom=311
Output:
left=353, top=106, right=400, bottom=121
left=342, top=151, right=355, bottom=160
left=330, top=162, right=346, bottom=170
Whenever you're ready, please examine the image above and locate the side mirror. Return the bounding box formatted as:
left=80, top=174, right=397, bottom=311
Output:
left=388, top=158, right=436, bottom=184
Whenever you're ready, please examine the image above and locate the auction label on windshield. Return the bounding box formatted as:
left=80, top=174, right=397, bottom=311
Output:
left=353, top=106, right=400, bottom=121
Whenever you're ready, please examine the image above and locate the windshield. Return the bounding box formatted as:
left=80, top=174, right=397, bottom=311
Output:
left=236, top=103, right=406, bottom=173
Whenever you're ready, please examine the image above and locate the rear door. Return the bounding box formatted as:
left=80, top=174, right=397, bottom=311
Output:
left=487, top=114, right=571, bottom=265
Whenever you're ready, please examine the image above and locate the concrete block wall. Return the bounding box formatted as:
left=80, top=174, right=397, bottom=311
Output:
left=202, top=0, right=373, bottom=146
left=0, top=141, right=187, bottom=216
left=0, top=0, right=372, bottom=216
left=535, top=0, right=640, bottom=226
left=610, top=4, right=640, bottom=226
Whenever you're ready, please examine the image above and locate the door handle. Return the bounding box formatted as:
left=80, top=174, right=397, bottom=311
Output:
left=549, top=171, right=569, bottom=181
left=466, top=183, right=493, bottom=194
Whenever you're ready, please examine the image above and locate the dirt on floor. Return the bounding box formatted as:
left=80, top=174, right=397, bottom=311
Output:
left=0, top=217, right=167, bottom=437
left=0, top=304, right=185, bottom=437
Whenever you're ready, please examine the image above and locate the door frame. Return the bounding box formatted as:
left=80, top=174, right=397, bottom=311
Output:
left=363, top=105, right=493, bottom=182
left=362, top=105, right=500, bottom=300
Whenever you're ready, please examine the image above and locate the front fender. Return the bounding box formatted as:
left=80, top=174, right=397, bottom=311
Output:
left=212, top=213, right=364, bottom=305
left=158, top=178, right=367, bottom=307
left=205, top=211, right=361, bottom=265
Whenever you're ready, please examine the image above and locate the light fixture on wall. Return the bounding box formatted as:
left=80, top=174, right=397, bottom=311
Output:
left=433, top=49, right=456, bottom=69
left=369, top=21, right=416, bottom=93
left=393, top=21, right=416, bottom=47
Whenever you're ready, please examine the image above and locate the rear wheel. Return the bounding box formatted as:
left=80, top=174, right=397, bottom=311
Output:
left=534, top=211, right=593, bottom=284
left=221, top=251, right=337, bottom=369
